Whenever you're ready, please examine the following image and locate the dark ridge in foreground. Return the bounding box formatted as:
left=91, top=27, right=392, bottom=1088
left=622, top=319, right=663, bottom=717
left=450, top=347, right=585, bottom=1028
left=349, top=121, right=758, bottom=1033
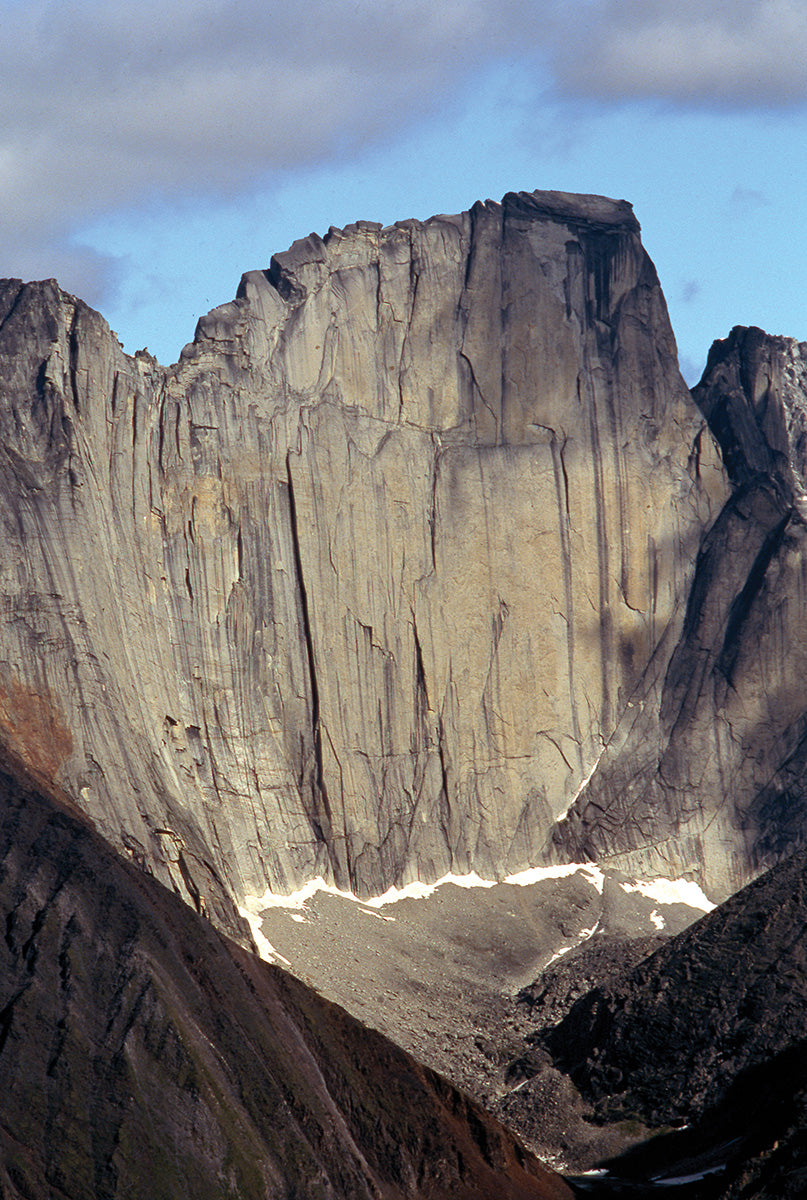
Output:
left=0, top=751, right=570, bottom=1200
left=543, top=845, right=807, bottom=1125
left=535, top=847, right=807, bottom=1196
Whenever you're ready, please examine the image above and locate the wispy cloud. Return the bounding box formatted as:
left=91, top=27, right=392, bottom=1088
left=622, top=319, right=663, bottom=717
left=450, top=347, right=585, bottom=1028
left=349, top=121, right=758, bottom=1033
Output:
left=679, top=353, right=706, bottom=386
left=731, top=186, right=773, bottom=208
left=0, top=0, right=804, bottom=302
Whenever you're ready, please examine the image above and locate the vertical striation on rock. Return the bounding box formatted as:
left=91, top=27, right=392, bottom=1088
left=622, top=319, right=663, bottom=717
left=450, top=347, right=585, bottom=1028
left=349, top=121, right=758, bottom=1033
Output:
left=0, top=190, right=725, bottom=924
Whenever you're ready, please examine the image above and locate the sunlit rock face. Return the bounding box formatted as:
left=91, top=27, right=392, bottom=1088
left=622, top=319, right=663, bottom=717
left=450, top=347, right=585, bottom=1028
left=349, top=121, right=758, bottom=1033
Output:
left=0, top=190, right=725, bottom=927
left=553, top=326, right=807, bottom=899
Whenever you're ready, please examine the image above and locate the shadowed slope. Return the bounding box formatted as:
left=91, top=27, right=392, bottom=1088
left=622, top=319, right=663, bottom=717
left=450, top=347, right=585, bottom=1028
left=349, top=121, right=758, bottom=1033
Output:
left=0, top=752, right=570, bottom=1200
left=543, top=845, right=807, bottom=1125
left=552, top=327, right=807, bottom=900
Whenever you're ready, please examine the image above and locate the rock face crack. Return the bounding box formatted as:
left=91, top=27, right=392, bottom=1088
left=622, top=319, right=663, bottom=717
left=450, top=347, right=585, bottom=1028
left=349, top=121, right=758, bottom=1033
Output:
left=550, top=433, right=582, bottom=753
left=716, top=509, right=792, bottom=684
left=285, top=450, right=334, bottom=865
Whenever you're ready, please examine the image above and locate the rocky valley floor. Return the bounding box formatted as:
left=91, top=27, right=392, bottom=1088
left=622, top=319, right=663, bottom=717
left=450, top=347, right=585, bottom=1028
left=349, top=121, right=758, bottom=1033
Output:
left=255, top=867, right=712, bottom=1170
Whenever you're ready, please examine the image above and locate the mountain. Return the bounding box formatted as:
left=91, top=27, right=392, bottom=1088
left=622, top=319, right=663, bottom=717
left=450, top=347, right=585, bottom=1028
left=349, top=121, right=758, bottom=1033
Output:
left=0, top=190, right=728, bottom=939
left=5, top=187, right=807, bottom=1195
left=0, top=745, right=570, bottom=1200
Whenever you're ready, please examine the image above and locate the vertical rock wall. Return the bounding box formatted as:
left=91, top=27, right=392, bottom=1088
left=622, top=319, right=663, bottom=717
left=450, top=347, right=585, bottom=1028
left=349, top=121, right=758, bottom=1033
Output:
left=0, top=190, right=725, bottom=924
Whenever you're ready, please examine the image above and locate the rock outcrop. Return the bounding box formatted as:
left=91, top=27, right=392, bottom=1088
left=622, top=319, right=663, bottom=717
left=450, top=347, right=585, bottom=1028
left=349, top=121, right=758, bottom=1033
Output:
left=552, top=327, right=807, bottom=898
left=0, top=190, right=725, bottom=925
left=0, top=747, right=572, bottom=1200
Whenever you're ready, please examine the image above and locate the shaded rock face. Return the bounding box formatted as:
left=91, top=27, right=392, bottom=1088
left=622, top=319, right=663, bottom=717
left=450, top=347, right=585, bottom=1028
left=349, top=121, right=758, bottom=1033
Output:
left=552, top=326, right=807, bottom=898
left=0, top=189, right=724, bottom=923
left=0, top=753, right=572, bottom=1200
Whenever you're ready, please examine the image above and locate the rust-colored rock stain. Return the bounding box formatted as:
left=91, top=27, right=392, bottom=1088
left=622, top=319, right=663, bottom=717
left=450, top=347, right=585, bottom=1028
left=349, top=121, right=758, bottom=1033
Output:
left=0, top=673, right=72, bottom=783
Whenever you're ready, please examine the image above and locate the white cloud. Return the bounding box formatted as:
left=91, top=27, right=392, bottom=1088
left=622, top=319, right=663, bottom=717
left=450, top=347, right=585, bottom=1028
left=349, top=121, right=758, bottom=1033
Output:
left=0, top=0, right=805, bottom=303
left=557, top=1, right=807, bottom=106
left=0, top=0, right=531, bottom=296
left=0, top=0, right=533, bottom=196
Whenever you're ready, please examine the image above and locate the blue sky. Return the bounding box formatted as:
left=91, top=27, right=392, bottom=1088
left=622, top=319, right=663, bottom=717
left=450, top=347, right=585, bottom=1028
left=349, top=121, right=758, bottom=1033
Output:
left=3, top=1, right=807, bottom=382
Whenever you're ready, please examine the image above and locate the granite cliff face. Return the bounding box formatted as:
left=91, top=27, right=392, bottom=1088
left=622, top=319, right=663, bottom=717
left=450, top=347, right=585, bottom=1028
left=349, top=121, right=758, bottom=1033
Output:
left=553, top=326, right=807, bottom=897
left=0, top=190, right=726, bottom=927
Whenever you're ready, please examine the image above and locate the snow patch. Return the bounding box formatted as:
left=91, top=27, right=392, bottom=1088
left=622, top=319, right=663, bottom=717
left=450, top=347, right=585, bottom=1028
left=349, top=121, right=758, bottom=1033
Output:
left=649, top=909, right=665, bottom=931
left=237, top=905, right=291, bottom=966
left=242, top=876, right=354, bottom=913
left=364, top=871, right=498, bottom=907
left=621, top=878, right=715, bottom=912
left=652, top=1166, right=727, bottom=1185
left=507, top=1077, right=531, bottom=1095
left=505, top=863, right=605, bottom=893
left=358, top=906, right=396, bottom=922
left=554, top=749, right=606, bottom=822
left=544, top=922, right=599, bottom=967
left=242, top=862, right=607, bottom=917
